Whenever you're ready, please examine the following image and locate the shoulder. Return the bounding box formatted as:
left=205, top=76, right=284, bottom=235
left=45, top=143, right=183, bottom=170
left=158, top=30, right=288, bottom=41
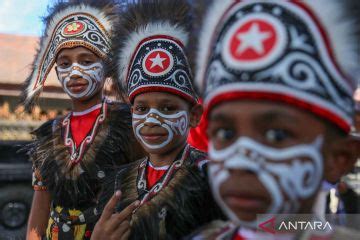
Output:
left=189, top=146, right=207, bottom=166
left=32, top=117, right=63, bottom=138
left=106, top=100, right=131, bottom=116
left=115, top=159, right=142, bottom=184
left=106, top=100, right=132, bottom=126
left=187, top=146, right=209, bottom=176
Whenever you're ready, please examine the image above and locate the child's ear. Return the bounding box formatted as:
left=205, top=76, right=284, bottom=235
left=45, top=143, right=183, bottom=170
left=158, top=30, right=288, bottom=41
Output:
left=189, top=103, right=203, bottom=128
left=131, top=105, right=134, bottom=114
left=324, top=135, right=360, bottom=184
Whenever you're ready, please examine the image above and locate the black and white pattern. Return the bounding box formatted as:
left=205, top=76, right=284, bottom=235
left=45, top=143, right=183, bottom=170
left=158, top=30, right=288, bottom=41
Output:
left=127, top=36, right=196, bottom=103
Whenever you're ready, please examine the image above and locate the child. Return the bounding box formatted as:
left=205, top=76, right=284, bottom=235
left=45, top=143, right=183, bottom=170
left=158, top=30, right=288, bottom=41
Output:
left=24, top=1, right=141, bottom=239
left=91, top=0, right=223, bottom=239
left=191, top=0, right=360, bottom=239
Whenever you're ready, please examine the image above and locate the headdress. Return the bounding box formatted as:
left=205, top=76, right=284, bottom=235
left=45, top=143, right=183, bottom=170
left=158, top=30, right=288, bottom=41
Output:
left=196, top=0, right=360, bottom=133
left=114, top=0, right=198, bottom=104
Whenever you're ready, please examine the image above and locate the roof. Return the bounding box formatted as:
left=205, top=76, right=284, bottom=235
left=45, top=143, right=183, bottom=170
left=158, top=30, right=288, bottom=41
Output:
left=0, top=33, right=60, bottom=86
left=0, top=33, right=68, bottom=99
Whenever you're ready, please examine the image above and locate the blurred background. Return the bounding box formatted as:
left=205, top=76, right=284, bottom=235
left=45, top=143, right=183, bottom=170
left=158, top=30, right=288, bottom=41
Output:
left=0, top=1, right=70, bottom=238
left=0, top=0, right=71, bottom=141
left=0, top=0, right=359, bottom=239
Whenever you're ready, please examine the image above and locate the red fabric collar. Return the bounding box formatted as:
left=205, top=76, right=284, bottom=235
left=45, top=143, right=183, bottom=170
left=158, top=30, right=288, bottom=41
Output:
left=70, top=106, right=101, bottom=147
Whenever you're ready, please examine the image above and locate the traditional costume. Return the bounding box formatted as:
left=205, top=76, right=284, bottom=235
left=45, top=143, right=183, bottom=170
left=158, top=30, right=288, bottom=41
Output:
left=191, top=0, right=359, bottom=239
left=23, top=1, right=139, bottom=239
left=112, top=0, right=223, bottom=238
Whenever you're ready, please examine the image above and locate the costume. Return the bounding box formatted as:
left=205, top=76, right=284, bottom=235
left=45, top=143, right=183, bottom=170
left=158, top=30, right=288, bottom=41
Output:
left=23, top=1, right=139, bottom=239
left=116, top=145, right=222, bottom=239
left=191, top=0, right=360, bottom=239
left=113, top=0, right=223, bottom=238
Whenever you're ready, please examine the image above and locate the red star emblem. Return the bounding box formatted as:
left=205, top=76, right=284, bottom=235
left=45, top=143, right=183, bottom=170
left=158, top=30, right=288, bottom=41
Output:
left=222, top=14, right=287, bottom=70
left=230, top=20, right=276, bottom=61
left=63, top=21, right=85, bottom=36
left=143, top=49, right=174, bottom=76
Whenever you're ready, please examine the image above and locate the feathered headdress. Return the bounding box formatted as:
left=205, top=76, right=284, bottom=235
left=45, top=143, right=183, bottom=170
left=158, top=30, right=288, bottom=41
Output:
left=22, top=0, right=118, bottom=110
left=113, top=0, right=198, bottom=104
left=196, top=0, right=360, bottom=133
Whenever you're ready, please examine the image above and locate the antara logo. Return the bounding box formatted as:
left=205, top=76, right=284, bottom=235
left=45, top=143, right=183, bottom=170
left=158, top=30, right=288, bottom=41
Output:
left=258, top=216, right=332, bottom=234
left=279, top=221, right=332, bottom=231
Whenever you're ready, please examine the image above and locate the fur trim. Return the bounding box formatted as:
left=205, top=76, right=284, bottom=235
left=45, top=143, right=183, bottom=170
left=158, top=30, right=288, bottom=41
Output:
left=22, top=0, right=119, bottom=110
left=116, top=147, right=225, bottom=239
left=194, top=0, right=233, bottom=93
left=186, top=0, right=210, bottom=92
left=112, top=0, right=192, bottom=91
left=303, top=0, right=360, bottom=84
left=28, top=101, right=138, bottom=208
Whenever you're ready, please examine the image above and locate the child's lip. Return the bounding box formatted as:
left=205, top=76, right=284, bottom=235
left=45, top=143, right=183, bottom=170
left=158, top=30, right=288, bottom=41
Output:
left=66, top=81, right=88, bottom=92
left=222, top=191, right=269, bottom=210
left=66, top=79, right=88, bottom=87
left=68, top=84, right=88, bottom=93
left=224, top=195, right=267, bottom=210
left=141, top=133, right=168, bottom=141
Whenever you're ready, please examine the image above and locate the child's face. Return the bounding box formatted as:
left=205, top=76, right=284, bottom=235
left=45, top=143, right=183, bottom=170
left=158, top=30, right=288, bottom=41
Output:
left=132, top=92, right=195, bottom=155
left=207, top=100, right=328, bottom=226
left=55, top=46, right=104, bottom=101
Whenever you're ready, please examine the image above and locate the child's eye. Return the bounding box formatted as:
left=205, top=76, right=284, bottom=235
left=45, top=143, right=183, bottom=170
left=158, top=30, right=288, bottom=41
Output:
left=264, top=129, right=292, bottom=144
left=81, top=60, right=94, bottom=66
left=58, top=62, right=70, bottom=68
left=135, top=106, right=148, bottom=113
left=160, top=105, right=177, bottom=113
left=214, top=128, right=236, bottom=142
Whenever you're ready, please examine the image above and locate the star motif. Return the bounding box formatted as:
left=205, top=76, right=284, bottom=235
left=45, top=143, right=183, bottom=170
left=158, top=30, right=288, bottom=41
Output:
left=235, top=23, right=272, bottom=55
left=67, top=22, right=80, bottom=32
left=149, top=53, right=166, bottom=69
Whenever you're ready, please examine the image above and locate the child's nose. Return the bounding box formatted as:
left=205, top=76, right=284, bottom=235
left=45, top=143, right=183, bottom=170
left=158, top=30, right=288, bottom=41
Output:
left=144, top=115, right=161, bottom=127
left=69, top=69, right=82, bottom=80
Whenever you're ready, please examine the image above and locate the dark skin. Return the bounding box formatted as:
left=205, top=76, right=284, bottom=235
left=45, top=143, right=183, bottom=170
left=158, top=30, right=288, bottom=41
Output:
left=27, top=46, right=106, bottom=240
left=27, top=191, right=51, bottom=240
left=55, top=46, right=104, bottom=112
left=132, top=91, right=203, bottom=167
left=208, top=100, right=359, bottom=222
left=91, top=92, right=203, bottom=239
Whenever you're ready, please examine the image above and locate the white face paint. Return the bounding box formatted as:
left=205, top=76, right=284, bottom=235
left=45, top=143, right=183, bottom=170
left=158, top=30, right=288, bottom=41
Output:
left=208, top=136, right=324, bottom=228
left=57, top=62, right=104, bottom=99
left=132, top=108, right=189, bottom=150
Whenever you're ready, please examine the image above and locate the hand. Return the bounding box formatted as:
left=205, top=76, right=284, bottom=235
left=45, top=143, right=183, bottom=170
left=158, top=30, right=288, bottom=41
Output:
left=91, top=191, right=140, bottom=240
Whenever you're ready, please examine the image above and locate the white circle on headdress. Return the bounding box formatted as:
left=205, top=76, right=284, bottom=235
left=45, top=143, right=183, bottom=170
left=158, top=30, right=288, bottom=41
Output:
left=222, top=13, right=287, bottom=70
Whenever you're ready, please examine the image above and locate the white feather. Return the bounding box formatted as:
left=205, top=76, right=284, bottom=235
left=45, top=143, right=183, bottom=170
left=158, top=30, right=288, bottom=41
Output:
left=303, top=0, right=359, bottom=85
left=195, top=0, right=233, bottom=93
left=117, top=21, right=189, bottom=88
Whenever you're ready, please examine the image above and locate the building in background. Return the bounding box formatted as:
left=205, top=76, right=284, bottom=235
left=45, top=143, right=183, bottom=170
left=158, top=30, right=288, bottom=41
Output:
left=0, top=33, right=71, bottom=140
